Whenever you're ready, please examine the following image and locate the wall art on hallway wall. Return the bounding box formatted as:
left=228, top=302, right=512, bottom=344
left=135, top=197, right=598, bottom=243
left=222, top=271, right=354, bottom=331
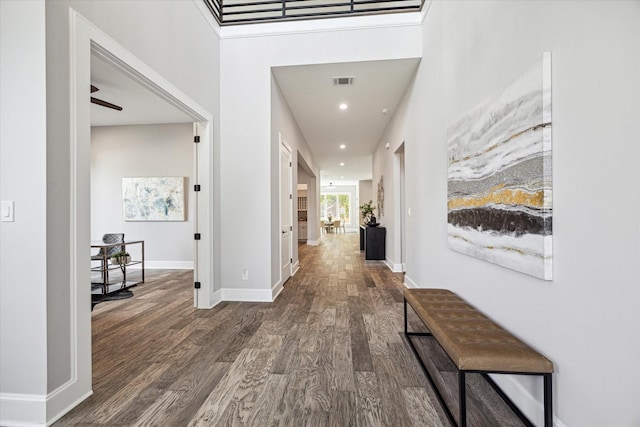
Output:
left=447, top=52, right=552, bottom=280
left=122, top=176, right=186, bottom=221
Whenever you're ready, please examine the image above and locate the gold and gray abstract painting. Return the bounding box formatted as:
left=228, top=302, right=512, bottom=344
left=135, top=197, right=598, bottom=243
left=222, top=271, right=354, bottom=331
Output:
left=447, top=53, right=552, bottom=280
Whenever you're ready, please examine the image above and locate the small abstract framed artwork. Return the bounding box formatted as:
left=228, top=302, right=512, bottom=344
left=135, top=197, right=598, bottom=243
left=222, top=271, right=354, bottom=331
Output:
left=447, top=53, right=552, bottom=280
left=122, top=176, right=186, bottom=221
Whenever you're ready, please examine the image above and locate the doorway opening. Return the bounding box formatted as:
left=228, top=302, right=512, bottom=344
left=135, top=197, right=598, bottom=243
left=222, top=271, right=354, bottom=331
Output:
left=67, top=9, right=216, bottom=413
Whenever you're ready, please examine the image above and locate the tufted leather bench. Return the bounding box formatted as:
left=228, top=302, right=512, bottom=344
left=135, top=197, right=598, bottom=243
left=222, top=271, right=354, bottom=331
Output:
left=404, top=288, right=553, bottom=427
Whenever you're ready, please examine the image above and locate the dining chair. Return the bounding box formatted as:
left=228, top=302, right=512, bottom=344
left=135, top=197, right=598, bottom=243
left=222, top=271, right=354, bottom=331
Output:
left=91, top=233, right=124, bottom=284
left=333, top=219, right=341, bottom=233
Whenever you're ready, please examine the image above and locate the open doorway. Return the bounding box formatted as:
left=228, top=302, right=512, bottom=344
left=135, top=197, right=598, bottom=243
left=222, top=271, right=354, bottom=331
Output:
left=89, top=52, right=196, bottom=306
left=67, top=10, right=216, bottom=408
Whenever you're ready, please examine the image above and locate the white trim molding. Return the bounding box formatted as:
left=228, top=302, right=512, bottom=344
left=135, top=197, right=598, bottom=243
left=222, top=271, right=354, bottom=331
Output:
left=291, top=260, right=300, bottom=276
left=222, top=287, right=274, bottom=302
left=384, top=259, right=404, bottom=273
left=0, top=393, right=46, bottom=427
left=403, top=275, right=419, bottom=289
left=141, top=261, right=194, bottom=270
left=307, top=237, right=321, bottom=246
left=490, top=376, right=567, bottom=427
left=272, top=280, right=284, bottom=301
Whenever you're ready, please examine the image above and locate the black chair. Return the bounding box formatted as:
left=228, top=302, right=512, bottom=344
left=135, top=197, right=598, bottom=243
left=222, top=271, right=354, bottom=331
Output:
left=91, top=233, right=124, bottom=285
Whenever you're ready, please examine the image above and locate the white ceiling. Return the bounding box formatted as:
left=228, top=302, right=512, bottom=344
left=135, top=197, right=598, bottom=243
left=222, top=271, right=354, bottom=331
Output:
left=91, top=54, right=420, bottom=186
left=90, top=53, right=194, bottom=127
left=273, top=59, right=420, bottom=186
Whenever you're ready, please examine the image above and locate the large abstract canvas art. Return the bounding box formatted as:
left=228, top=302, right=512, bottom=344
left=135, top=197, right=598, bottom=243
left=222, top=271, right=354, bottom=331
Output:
left=447, top=53, right=552, bottom=280
left=122, top=176, right=185, bottom=221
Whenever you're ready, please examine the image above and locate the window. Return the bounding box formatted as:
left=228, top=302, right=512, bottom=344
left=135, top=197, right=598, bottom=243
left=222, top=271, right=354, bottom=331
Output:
left=320, top=193, right=350, bottom=223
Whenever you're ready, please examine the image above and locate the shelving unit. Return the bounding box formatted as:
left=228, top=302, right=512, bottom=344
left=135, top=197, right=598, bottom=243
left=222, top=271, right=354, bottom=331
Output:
left=91, top=240, right=145, bottom=295
left=298, top=195, right=308, bottom=241
left=297, top=196, right=307, bottom=210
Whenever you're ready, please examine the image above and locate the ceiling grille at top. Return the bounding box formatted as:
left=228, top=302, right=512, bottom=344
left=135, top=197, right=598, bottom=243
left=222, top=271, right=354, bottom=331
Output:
left=333, top=76, right=354, bottom=86
left=204, top=0, right=424, bottom=26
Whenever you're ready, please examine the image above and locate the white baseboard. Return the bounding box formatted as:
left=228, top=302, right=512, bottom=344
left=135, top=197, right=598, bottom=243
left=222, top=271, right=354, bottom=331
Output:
left=200, top=288, right=222, bottom=309
left=141, top=261, right=194, bottom=269
left=404, top=275, right=419, bottom=288
left=1, top=366, right=94, bottom=426
left=46, top=385, right=93, bottom=426
left=490, top=375, right=565, bottom=427
left=384, top=259, right=404, bottom=273
left=272, top=280, right=284, bottom=300
left=221, top=287, right=274, bottom=302
left=0, top=392, right=46, bottom=426
left=307, top=237, right=321, bottom=246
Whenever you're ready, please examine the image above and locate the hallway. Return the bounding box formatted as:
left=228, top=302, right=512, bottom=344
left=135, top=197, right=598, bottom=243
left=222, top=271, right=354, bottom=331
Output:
left=56, top=233, right=522, bottom=426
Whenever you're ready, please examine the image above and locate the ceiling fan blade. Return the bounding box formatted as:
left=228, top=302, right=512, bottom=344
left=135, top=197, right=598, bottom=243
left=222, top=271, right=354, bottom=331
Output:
left=91, top=97, right=123, bottom=111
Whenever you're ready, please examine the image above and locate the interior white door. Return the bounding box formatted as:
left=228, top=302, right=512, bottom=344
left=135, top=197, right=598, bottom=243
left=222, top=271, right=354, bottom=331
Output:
left=280, top=139, right=293, bottom=284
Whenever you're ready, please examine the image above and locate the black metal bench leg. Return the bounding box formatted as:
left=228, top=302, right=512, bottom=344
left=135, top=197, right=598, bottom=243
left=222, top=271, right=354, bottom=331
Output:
left=404, top=298, right=408, bottom=334
left=459, top=370, right=466, bottom=427
left=544, top=373, right=552, bottom=427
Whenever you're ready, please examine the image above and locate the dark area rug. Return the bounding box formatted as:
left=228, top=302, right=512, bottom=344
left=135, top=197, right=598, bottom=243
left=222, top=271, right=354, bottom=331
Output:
left=92, top=289, right=134, bottom=310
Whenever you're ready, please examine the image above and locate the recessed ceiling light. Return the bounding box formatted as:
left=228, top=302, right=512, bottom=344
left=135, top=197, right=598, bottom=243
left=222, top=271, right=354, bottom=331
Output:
left=340, top=162, right=345, bottom=166
left=341, top=176, right=344, bottom=179
left=339, top=144, right=346, bottom=149
left=339, top=103, right=348, bottom=110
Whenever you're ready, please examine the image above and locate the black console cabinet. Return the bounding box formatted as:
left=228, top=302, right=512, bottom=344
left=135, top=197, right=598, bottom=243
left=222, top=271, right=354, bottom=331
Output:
left=364, top=226, right=386, bottom=260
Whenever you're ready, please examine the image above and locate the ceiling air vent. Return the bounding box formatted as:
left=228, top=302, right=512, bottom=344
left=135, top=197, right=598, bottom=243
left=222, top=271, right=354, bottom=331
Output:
left=333, top=76, right=354, bottom=86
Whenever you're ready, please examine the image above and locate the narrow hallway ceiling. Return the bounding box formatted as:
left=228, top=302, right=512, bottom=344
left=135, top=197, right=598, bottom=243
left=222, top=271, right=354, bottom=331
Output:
left=273, top=58, right=420, bottom=185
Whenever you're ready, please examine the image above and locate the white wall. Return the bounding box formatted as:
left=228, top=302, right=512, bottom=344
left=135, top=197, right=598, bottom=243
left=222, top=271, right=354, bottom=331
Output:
left=220, top=14, right=422, bottom=296
left=358, top=179, right=373, bottom=224
left=91, top=124, right=194, bottom=268
left=0, top=1, right=49, bottom=425
left=396, top=1, right=640, bottom=426
left=372, top=72, right=415, bottom=270
left=270, top=75, right=321, bottom=288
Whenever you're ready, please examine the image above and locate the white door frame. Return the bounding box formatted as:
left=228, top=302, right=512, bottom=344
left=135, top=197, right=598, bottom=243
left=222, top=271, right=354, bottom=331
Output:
left=64, top=9, right=216, bottom=417
left=279, top=135, right=293, bottom=287
left=393, top=142, right=407, bottom=272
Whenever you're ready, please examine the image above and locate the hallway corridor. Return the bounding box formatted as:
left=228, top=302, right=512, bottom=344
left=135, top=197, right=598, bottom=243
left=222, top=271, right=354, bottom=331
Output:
left=56, top=233, right=523, bottom=426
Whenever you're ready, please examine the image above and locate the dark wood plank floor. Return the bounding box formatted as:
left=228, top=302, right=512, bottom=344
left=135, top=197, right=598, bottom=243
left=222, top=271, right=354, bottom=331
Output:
left=55, top=232, right=524, bottom=426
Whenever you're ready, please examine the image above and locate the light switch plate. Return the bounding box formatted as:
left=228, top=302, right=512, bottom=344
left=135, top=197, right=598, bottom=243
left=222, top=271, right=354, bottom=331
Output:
left=2, top=200, right=15, bottom=222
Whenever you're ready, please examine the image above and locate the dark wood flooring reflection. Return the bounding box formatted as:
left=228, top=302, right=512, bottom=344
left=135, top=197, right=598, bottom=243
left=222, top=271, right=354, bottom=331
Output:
left=55, top=233, right=524, bottom=426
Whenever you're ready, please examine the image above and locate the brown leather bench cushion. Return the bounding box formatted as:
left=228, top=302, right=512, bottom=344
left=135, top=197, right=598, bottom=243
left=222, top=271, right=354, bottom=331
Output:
left=404, top=288, right=553, bottom=374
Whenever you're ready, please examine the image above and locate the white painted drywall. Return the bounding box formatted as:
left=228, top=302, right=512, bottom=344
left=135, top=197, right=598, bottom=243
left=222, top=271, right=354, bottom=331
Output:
left=395, top=1, right=640, bottom=425
left=270, top=75, right=320, bottom=286
left=358, top=179, right=373, bottom=225
left=91, top=124, right=194, bottom=267
left=0, top=1, right=49, bottom=424
left=372, top=74, right=415, bottom=269
left=220, top=15, right=422, bottom=296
